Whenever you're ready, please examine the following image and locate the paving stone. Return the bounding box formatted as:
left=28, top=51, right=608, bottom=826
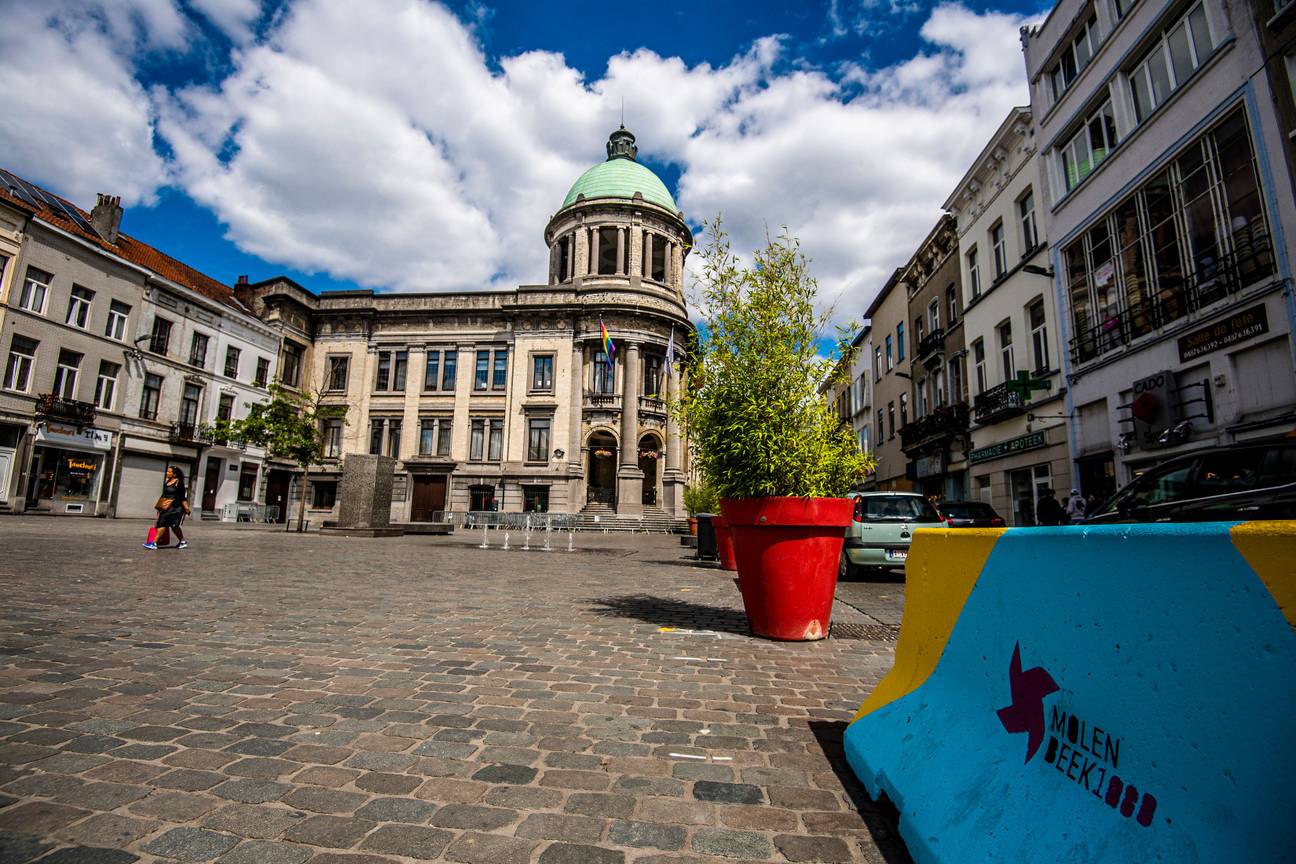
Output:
left=563, top=793, right=635, bottom=818
left=774, top=834, right=854, bottom=863
left=0, top=802, right=89, bottom=835
left=215, top=840, right=312, bottom=864
left=223, top=758, right=294, bottom=779
left=224, top=738, right=292, bottom=757
left=33, top=754, right=111, bottom=775
left=607, top=820, right=686, bottom=850
left=0, top=832, right=54, bottom=863
left=201, top=804, right=304, bottom=839
left=514, top=813, right=605, bottom=843
left=292, top=767, right=360, bottom=788
left=353, top=773, right=420, bottom=795
left=353, top=797, right=436, bottom=823
left=636, top=797, right=716, bottom=825
left=56, top=812, right=158, bottom=848
left=129, top=791, right=220, bottom=821
left=109, top=744, right=176, bottom=761
left=613, top=776, right=684, bottom=797
left=142, top=827, right=240, bottom=861
left=359, top=824, right=453, bottom=859
left=210, top=779, right=289, bottom=804
left=301, top=855, right=392, bottom=864
left=31, top=848, right=140, bottom=863
left=692, top=828, right=772, bottom=859
left=443, top=831, right=536, bottom=864
left=152, top=769, right=226, bottom=792
left=692, top=781, right=764, bottom=806
left=61, top=736, right=127, bottom=755
left=281, top=787, right=368, bottom=815
left=164, top=750, right=238, bottom=771
left=429, top=803, right=517, bottom=830
left=82, top=762, right=165, bottom=785
left=470, top=764, right=536, bottom=785
left=282, top=815, right=376, bottom=848
left=537, top=843, right=624, bottom=864
left=483, top=785, right=561, bottom=810
left=671, top=762, right=735, bottom=783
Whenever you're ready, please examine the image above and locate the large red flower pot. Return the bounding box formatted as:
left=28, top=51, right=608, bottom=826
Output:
left=721, top=497, right=853, bottom=641
left=712, top=515, right=738, bottom=571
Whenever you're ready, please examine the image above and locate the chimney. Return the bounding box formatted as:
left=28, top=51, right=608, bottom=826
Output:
left=90, top=194, right=123, bottom=244
left=236, top=275, right=249, bottom=285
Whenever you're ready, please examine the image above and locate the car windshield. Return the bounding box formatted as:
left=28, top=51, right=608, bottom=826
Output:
left=941, top=502, right=996, bottom=520
left=856, top=495, right=942, bottom=522
left=1097, top=460, right=1195, bottom=514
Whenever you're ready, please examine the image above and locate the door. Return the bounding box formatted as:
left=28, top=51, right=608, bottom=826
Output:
left=202, top=458, right=221, bottom=512
left=410, top=475, right=447, bottom=522
left=265, top=469, right=291, bottom=523
left=0, top=449, right=12, bottom=502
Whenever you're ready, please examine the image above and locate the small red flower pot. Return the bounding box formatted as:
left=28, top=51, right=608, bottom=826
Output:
left=720, top=497, right=853, bottom=641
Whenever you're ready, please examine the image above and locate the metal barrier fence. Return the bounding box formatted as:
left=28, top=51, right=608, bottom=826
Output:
left=431, top=511, right=578, bottom=531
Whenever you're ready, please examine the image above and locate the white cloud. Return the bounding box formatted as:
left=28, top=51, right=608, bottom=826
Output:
left=189, top=0, right=263, bottom=44
left=0, top=0, right=1039, bottom=318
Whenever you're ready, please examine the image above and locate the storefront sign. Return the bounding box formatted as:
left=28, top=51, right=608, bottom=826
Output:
left=915, top=453, right=946, bottom=478
left=1177, top=304, right=1268, bottom=362
left=36, top=423, right=112, bottom=451
left=1131, top=370, right=1175, bottom=450
left=970, top=431, right=1047, bottom=464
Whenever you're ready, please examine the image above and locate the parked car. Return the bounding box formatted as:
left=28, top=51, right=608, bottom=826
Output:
left=840, top=492, right=943, bottom=578
left=937, top=500, right=1006, bottom=528
left=1086, top=440, right=1296, bottom=524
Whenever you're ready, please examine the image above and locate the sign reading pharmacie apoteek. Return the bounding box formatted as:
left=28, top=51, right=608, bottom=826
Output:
left=1177, top=304, right=1268, bottom=362
left=970, top=430, right=1047, bottom=465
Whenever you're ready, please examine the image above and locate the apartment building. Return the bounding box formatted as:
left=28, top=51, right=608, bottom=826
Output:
left=1023, top=0, right=1296, bottom=496
left=863, top=270, right=913, bottom=490
left=946, top=108, right=1073, bottom=524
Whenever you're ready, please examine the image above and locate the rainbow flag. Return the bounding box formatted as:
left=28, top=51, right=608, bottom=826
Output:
left=600, top=318, right=616, bottom=360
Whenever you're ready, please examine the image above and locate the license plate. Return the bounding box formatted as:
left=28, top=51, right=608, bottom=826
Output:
left=886, top=549, right=908, bottom=561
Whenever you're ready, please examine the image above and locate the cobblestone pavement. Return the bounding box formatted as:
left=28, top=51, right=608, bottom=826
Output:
left=0, top=518, right=911, bottom=864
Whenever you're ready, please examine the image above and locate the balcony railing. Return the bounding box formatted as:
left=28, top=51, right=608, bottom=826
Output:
left=973, top=383, right=1026, bottom=424
left=170, top=422, right=211, bottom=444
left=585, top=391, right=618, bottom=407
left=915, top=328, right=946, bottom=361
left=898, top=401, right=969, bottom=452
left=1069, top=230, right=1275, bottom=366
left=34, top=394, right=97, bottom=426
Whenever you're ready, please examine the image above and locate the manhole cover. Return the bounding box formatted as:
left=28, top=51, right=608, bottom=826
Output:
left=830, top=622, right=900, bottom=642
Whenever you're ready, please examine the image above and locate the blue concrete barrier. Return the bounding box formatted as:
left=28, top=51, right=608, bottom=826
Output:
left=844, top=522, right=1296, bottom=864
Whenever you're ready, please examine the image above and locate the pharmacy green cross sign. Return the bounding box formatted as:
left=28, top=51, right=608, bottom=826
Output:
left=1004, top=371, right=1053, bottom=400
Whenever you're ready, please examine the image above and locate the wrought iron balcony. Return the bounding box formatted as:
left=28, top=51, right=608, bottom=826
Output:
left=915, top=327, right=946, bottom=362
left=973, top=383, right=1026, bottom=424
left=898, top=401, right=969, bottom=453
left=169, top=422, right=211, bottom=444
left=34, top=394, right=97, bottom=426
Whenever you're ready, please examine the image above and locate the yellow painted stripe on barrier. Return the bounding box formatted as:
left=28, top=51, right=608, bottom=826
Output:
left=1230, top=521, right=1296, bottom=628
left=852, top=528, right=1005, bottom=722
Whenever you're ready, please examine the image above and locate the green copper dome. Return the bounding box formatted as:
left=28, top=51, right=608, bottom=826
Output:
left=561, top=127, right=677, bottom=212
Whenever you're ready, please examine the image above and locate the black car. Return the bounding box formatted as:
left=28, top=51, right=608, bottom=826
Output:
left=1085, top=440, right=1296, bottom=523
left=936, top=500, right=1006, bottom=527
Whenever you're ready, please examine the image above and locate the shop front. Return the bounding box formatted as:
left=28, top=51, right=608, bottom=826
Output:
left=968, top=426, right=1071, bottom=526
left=26, top=422, right=114, bottom=516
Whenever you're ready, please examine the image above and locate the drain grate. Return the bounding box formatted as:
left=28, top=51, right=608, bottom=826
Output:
left=830, top=622, right=900, bottom=642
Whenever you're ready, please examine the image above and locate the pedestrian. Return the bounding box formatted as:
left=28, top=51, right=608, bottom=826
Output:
left=144, top=466, right=191, bottom=550
left=1065, top=488, right=1087, bottom=524
left=1036, top=487, right=1066, bottom=526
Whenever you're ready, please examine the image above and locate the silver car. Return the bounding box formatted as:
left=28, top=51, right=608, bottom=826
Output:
left=839, top=491, right=942, bottom=578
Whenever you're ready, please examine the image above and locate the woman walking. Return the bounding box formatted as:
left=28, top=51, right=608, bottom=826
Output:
left=144, top=466, right=191, bottom=550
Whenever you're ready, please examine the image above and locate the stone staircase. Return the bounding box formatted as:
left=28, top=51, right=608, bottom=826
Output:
left=575, top=502, right=688, bottom=534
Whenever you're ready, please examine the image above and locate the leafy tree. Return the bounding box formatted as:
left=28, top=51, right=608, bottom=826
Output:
left=206, top=382, right=348, bottom=533
left=673, top=220, right=875, bottom=499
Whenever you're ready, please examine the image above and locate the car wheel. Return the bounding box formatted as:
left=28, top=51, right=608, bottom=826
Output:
left=838, top=550, right=857, bottom=581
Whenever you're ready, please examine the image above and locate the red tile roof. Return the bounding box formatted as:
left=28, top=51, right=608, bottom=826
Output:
left=0, top=168, right=248, bottom=315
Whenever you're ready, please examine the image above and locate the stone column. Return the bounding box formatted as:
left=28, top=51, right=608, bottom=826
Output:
left=644, top=233, right=654, bottom=279
left=589, top=229, right=600, bottom=276
left=450, top=345, right=473, bottom=464
left=548, top=243, right=557, bottom=285
left=575, top=229, right=588, bottom=281
left=616, top=340, right=644, bottom=516
left=567, top=340, right=585, bottom=511
left=673, top=243, right=683, bottom=289
left=662, top=352, right=685, bottom=518
left=616, top=228, right=626, bottom=276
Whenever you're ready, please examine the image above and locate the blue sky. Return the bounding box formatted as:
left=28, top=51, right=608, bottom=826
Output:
left=0, top=0, right=1047, bottom=319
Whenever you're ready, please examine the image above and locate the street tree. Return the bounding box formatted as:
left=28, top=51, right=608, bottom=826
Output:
left=206, top=382, right=347, bottom=533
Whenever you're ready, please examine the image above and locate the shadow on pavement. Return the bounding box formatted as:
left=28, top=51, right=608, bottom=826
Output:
left=809, top=720, right=915, bottom=864
left=587, top=594, right=751, bottom=635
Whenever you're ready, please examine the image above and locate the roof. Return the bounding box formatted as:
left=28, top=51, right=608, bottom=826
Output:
left=863, top=268, right=903, bottom=319
left=0, top=168, right=247, bottom=315
left=562, top=158, right=677, bottom=212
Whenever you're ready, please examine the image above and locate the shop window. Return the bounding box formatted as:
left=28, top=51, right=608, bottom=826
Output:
left=3, top=335, right=38, bottom=393
left=18, top=267, right=50, bottom=314
left=66, top=285, right=93, bottom=329
left=106, top=300, right=130, bottom=341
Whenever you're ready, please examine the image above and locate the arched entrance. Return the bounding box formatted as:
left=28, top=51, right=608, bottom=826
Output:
left=638, top=434, right=662, bottom=506
left=586, top=431, right=617, bottom=507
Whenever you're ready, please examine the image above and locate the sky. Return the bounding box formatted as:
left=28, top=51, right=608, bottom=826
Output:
left=0, top=0, right=1048, bottom=323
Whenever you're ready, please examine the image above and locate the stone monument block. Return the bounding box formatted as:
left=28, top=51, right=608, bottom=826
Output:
left=327, top=454, right=403, bottom=537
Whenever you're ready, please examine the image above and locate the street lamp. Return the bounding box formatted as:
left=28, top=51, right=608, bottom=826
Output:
left=1022, top=264, right=1055, bottom=278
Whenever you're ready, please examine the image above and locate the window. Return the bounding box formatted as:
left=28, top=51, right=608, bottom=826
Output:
left=419, top=419, right=437, bottom=456
left=66, top=285, right=93, bottom=329
left=885, top=335, right=893, bottom=370
left=4, top=335, right=37, bottom=392
left=280, top=343, right=303, bottom=387
left=189, top=332, right=209, bottom=368
left=950, top=355, right=966, bottom=404
left=326, top=355, right=349, bottom=392
left=375, top=349, right=406, bottom=391
left=18, top=267, right=50, bottom=314
left=593, top=350, right=615, bottom=394
left=597, top=226, right=620, bottom=275
left=312, top=481, right=338, bottom=509
left=874, top=347, right=882, bottom=381
left=1129, top=3, right=1212, bottom=124
left=896, top=323, right=905, bottom=362
left=254, top=357, right=270, bottom=388
left=474, top=350, right=490, bottom=390
left=928, top=299, right=940, bottom=332
left=899, top=392, right=909, bottom=427
left=149, top=317, right=172, bottom=355
left=217, top=393, right=235, bottom=422
left=532, top=355, right=554, bottom=391
left=488, top=418, right=503, bottom=461
left=323, top=418, right=343, bottom=458
left=887, top=401, right=896, bottom=438
left=556, top=235, right=572, bottom=282
left=915, top=316, right=925, bottom=347
left=370, top=419, right=384, bottom=455
left=369, top=418, right=401, bottom=458
left=492, top=348, right=508, bottom=389
left=1048, top=14, right=1100, bottom=101
left=1019, top=190, right=1038, bottom=252
left=238, top=464, right=258, bottom=501
left=877, top=408, right=885, bottom=445
left=999, top=321, right=1015, bottom=381
left=94, top=361, right=120, bottom=411
left=224, top=346, right=240, bottom=379
left=973, top=339, right=987, bottom=394
left=967, top=247, right=981, bottom=298
left=642, top=353, right=663, bottom=396
left=387, top=419, right=402, bottom=459
left=436, top=417, right=451, bottom=456
left=528, top=417, right=551, bottom=462
left=105, top=300, right=130, bottom=341
left=991, top=222, right=1007, bottom=278
left=1060, top=100, right=1117, bottom=191
left=53, top=349, right=81, bottom=400
left=523, top=486, right=549, bottom=513
left=180, top=383, right=202, bottom=427
left=140, top=374, right=162, bottom=420
left=442, top=350, right=457, bottom=391
left=1029, top=300, right=1051, bottom=373
left=423, top=350, right=440, bottom=391
left=1113, top=0, right=1137, bottom=19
